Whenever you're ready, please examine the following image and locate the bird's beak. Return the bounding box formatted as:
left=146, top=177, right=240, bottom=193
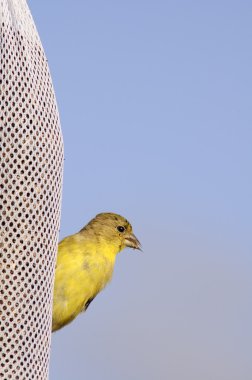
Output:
left=124, top=233, right=142, bottom=251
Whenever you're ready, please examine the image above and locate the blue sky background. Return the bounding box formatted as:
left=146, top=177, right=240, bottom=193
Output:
left=29, top=1, right=252, bottom=379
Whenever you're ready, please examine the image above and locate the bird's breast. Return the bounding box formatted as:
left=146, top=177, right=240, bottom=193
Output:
left=82, top=254, right=115, bottom=291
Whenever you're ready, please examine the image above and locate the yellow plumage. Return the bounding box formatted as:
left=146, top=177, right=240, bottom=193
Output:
left=52, top=212, right=141, bottom=332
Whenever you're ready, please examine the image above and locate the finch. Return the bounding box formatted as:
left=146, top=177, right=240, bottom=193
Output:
left=52, top=212, right=141, bottom=332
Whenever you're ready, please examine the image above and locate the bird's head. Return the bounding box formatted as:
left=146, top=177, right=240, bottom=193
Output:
left=82, top=212, right=141, bottom=254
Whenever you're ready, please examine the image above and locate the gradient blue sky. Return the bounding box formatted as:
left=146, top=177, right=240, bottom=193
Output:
left=29, top=1, right=252, bottom=379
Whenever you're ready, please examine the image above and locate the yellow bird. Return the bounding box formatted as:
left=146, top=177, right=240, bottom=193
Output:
left=52, top=212, right=141, bottom=332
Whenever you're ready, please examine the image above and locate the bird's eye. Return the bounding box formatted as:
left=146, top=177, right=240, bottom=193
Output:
left=117, top=226, right=125, bottom=233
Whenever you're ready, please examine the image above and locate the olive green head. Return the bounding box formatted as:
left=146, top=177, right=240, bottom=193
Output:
left=80, top=212, right=141, bottom=253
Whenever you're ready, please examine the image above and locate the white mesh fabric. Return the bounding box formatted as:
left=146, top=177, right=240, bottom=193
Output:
left=0, top=1, right=64, bottom=378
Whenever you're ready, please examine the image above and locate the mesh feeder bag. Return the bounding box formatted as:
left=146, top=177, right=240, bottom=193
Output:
left=0, top=0, right=64, bottom=378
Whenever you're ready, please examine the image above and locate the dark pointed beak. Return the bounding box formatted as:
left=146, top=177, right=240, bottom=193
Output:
left=125, top=233, right=142, bottom=251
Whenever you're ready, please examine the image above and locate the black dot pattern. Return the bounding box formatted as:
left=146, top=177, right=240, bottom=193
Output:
left=0, top=1, right=64, bottom=379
